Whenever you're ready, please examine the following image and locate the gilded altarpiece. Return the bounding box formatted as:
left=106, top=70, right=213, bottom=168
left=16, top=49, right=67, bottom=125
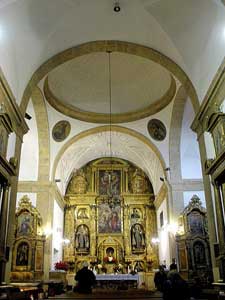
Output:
left=176, top=195, right=212, bottom=282
left=11, top=196, right=45, bottom=282
left=63, top=158, right=158, bottom=276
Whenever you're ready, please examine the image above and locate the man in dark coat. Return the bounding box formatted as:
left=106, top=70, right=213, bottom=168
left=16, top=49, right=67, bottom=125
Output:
left=74, top=261, right=96, bottom=294
left=154, top=265, right=167, bottom=292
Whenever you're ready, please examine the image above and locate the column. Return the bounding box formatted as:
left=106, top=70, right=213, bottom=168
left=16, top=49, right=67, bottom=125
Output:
left=198, top=134, right=218, bottom=279
left=90, top=204, right=97, bottom=258
left=123, top=204, right=130, bottom=256
left=214, top=181, right=225, bottom=280
left=214, top=182, right=225, bottom=253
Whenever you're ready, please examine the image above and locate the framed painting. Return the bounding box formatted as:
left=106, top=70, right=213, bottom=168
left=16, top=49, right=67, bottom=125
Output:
left=17, top=212, right=34, bottom=235
left=99, top=170, right=121, bottom=196
left=97, top=196, right=122, bottom=234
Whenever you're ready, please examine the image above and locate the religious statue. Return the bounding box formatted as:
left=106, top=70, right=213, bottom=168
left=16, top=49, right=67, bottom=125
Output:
left=131, top=224, right=145, bottom=251
left=103, top=247, right=117, bottom=263
left=131, top=169, right=148, bottom=194
left=16, top=242, right=29, bottom=266
left=75, top=224, right=90, bottom=252
left=67, top=169, right=88, bottom=194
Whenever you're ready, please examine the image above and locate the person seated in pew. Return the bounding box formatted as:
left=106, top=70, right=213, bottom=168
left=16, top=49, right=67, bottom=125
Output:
left=74, top=261, right=96, bottom=294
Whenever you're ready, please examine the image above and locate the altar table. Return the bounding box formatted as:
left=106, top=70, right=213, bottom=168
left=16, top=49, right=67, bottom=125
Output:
left=95, top=274, right=139, bottom=289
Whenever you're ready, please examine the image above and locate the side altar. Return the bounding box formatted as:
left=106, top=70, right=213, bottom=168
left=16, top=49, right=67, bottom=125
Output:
left=63, top=158, right=158, bottom=290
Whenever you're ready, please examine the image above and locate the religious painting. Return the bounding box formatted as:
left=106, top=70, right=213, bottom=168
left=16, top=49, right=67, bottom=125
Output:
left=75, top=224, right=90, bottom=253
left=131, top=208, right=141, bottom=219
left=147, top=119, right=167, bottom=141
left=193, top=241, right=206, bottom=266
left=17, top=212, right=33, bottom=235
left=16, top=242, right=29, bottom=266
left=187, top=211, right=204, bottom=235
left=52, top=120, right=71, bottom=142
left=99, top=170, right=121, bottom=196
left=98, top=196, right=122, bottom=233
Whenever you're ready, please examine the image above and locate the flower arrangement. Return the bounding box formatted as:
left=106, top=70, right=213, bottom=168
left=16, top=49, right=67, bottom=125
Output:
left=54, top=261, right=69, bottom=271
left=113, top=263, right=123, bottom=273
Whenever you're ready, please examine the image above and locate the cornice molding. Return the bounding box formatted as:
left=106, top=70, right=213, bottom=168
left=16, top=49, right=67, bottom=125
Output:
left=0, top=67, right=29, bottom=138
left=20, top=40, right=199, bottom=116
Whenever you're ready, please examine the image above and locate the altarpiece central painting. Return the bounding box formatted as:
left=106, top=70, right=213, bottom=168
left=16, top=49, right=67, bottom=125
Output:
left=98, top=169, right=122, bottom=233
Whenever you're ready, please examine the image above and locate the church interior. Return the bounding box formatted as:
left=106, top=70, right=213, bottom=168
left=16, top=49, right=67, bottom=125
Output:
left=0, top=0, right=225, bottom=298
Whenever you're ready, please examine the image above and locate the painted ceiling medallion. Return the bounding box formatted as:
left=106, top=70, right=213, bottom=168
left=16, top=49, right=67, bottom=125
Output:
left=52, top=120, right=71, bottom=142
left=147, top=119, right=166, bottom=141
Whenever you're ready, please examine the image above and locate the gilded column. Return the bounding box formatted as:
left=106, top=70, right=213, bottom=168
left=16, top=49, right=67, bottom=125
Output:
left=64, top=205, right=75, bottom=261
left=214, top=182, right=225, bottom=254
left=90, top=204, right=97, bottom=258
left=124, top=168, right=129, bottom=193
left=146, top=201, right=158, bottom=267
left=123, top=204, right=130, bottom=256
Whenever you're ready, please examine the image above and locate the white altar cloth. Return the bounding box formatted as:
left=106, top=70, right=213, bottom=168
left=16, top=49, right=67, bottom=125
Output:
left=96, top=274, right=139, bottom=281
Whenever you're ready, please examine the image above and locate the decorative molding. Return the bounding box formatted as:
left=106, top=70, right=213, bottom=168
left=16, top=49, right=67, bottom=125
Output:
left=154, top=183, right=167, bottom=210
left=0, top=67, right=29, bottom=138
left=44, top=74, right=176, bottom=123
left=20, top=40, right=199, bottom=115
left=170, top=179, right=204, bottom=191
left=31, top=87, right=50, bottom=182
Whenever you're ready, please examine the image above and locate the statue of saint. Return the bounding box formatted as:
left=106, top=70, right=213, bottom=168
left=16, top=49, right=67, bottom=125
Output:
left=16, top=242, right=29, bottom=266
left=75, top=225, right=90, bottom=251
left=131, top=224, right=145, bottom=250
left=67, top=169, right=88, bottom=194
left=131, top=169, right=148, bottom=194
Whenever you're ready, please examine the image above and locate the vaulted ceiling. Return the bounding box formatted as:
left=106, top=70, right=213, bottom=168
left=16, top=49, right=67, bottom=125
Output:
left=1, top=0, right=223, bottom=195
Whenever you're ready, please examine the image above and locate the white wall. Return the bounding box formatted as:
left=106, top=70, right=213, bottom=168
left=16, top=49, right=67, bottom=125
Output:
left=204, top=132, right=216, bottom=159
left=180, top=99, right=202, bottom=179
left=16, top=192, right=37, bottom=207
left=157, top=199, right=171, bottom=268
left=19, top=100, right=39, bottom=181
left=183, top=191, right=206, bottom=208
left=51, top=200, right=64, bottom=269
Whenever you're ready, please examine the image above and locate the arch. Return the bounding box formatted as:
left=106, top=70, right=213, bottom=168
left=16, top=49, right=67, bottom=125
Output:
left=31, top=87, right=50, bottom=181
left=20, top=41, right=199, bottom=115
left=52, top=125, right=166, bottom=195
left=169, top=85, right=187, bottom=182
